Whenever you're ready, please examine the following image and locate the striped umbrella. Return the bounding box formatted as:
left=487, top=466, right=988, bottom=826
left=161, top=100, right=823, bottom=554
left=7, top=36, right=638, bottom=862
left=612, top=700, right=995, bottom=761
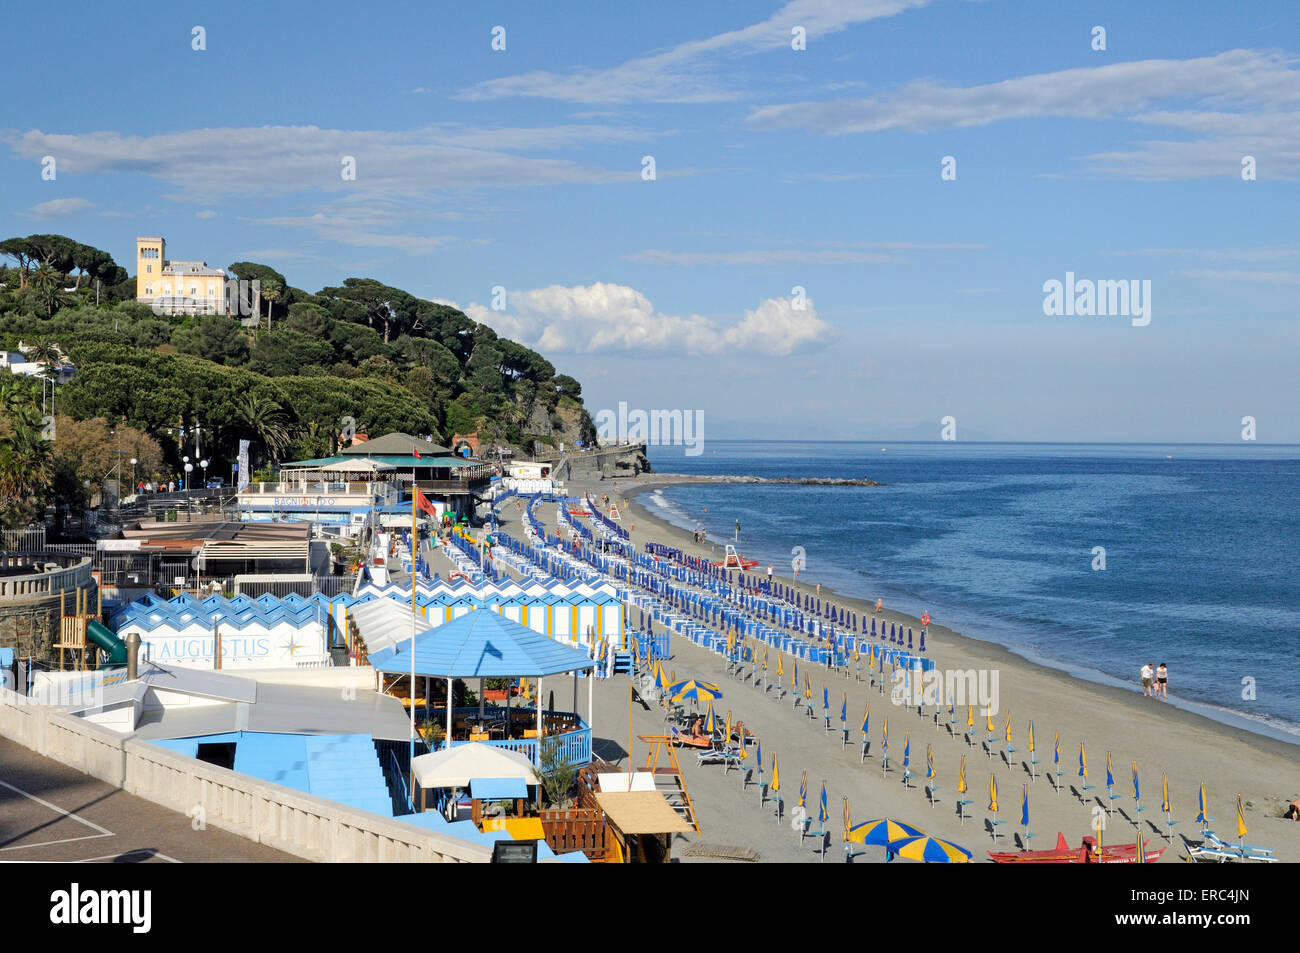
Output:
left=670, top=679, right=723, bottom=704
left=1079, top=743, right=1088, bottom=780
left=903, top=732, right=911, bottom=770
left=818, top=781, right=828, bottom=828
left=1161, top=772, right=1171, bottom=815
left=887, top=834, right=972, bottom=864
left=1106, top=751, right=1115, bottom=790
left=926, top=744, right=935, bottom=782
left=861, top=701, right=870, bottom=735
left=840, top=691, right=847, bottom=727
left=1027, top=721, right=1035, bottom=757
left=843, top=798, right=852, bottom=843
left=1236, top=793, right=1247, bottom=841
left=771, top=753, right=779, bottom=794
left=1196, top=781, right=1208, bottom=828
left=847, top=818, right=925, bottom=846
left=804, top=672, right=812, bottom=700
left=1132, top=761, right=1141, bottom=805
left=800, top=771, right=808, bottom=813
left=1135, top=831, right=1147, bottom=864
left=702, top=699, right=718, bottom=735
left=989, top=772, right=999, bottom=813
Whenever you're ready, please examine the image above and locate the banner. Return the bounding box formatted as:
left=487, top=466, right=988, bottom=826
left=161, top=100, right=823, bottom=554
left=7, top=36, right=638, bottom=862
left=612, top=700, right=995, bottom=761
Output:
left=237, top=440, right=250, bottom=492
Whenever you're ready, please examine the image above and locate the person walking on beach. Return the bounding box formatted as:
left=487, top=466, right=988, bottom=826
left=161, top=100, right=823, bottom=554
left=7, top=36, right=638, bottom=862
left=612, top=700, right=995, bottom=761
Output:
left=1155, top=662, right=1169, bottom=700
left=1140, top=662, right=1153, bottom=698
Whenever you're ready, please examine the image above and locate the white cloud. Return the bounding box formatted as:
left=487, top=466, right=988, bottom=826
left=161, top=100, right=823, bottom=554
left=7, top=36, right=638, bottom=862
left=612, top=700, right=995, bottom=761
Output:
left=1, top=124, right=636, bottom=199
left=461, top=0, right=931, bottom=103
left=460, top=282, right=834, bottom=357
left=196, top=209, right=217, bottom=219
left=746, top=49, right=1300, bottom=178
left=27, top=197, right=93, bottom=218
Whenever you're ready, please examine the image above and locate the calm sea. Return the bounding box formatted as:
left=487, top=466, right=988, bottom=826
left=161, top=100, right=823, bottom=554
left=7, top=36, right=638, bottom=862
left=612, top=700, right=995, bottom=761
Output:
left=638, top=441, right=1300, bottom=742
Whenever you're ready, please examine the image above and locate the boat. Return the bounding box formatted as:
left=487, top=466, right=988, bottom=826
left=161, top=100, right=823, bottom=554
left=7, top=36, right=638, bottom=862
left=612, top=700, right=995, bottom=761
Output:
left=988, top=833, right=1164, bottom=864
left=714, top=544, right=759, bottom=570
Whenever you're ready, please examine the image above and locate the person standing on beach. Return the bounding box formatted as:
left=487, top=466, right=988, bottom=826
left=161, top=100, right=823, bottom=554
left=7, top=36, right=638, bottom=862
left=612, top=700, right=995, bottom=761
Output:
left=1155, top=662, right=1168, bottom=699
left=1140, top=662, right=1153, bottom=698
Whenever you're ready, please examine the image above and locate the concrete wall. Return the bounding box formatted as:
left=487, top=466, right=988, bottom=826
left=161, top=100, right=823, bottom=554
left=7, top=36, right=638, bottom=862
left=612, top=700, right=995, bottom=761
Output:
left=0, top=688, right=492, bottom=863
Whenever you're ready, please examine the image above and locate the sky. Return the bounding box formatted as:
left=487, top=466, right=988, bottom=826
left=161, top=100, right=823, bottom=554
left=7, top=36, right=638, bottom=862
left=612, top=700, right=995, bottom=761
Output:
left=2, top=0, right=1298, bottom=443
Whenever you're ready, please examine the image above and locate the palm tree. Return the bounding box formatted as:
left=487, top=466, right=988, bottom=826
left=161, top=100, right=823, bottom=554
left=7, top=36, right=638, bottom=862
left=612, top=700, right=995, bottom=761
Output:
left=236, top=392, right=292, bottom=465
left=0, top=397, right=52, bottom=527
left=30, top=264, right=69, bottom=317
left=261, top=280, right=282, bottom=331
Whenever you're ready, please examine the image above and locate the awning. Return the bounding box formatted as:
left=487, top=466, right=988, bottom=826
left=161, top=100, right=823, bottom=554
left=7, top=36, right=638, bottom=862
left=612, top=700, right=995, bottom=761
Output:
left=595, top=791, right=693, bottom=835
left=411, top=742, right=540, bottom=790
left=469, top=777, right=530, bottom=800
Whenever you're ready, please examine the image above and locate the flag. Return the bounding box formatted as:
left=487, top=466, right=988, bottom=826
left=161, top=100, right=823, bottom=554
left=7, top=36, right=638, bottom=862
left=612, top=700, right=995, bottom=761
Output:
left=413, top=445, right=422, bottom=459
left=413, top=487, right=436, bottom=517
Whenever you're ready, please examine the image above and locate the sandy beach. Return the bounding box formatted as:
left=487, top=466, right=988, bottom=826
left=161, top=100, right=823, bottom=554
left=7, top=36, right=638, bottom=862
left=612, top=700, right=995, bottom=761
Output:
left=517, top=476, right=1300, bottom=863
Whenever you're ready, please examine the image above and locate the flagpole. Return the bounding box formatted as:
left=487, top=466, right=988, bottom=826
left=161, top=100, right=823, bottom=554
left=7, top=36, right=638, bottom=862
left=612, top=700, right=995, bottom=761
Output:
left=410, top=485, right=418, bottom=798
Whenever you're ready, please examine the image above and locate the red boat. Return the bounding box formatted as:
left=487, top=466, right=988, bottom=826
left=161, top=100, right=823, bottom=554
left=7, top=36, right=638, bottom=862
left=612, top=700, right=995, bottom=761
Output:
left=714, top=545, right=759, bottom=570
left=988, top=833, right=1164, bottom=864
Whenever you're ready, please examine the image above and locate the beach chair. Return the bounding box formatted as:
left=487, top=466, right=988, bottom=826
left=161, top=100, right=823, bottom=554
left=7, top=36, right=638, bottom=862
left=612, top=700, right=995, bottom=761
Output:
left=1204, top=833, right=1277, bottom=862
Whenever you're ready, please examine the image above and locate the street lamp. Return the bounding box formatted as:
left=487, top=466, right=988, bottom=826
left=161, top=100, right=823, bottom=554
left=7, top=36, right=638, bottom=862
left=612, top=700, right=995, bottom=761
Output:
left=130, top=458, right=138, bottom=496
left=184, top=462, right=193, bottom=495
left=200, top=458, right=209, bottom=489
left=183, top=456, right=190, bottom=492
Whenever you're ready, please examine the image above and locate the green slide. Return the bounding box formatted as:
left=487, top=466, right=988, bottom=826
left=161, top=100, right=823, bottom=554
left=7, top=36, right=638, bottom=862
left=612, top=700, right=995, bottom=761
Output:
left=86, top=619, right=128, bottom=669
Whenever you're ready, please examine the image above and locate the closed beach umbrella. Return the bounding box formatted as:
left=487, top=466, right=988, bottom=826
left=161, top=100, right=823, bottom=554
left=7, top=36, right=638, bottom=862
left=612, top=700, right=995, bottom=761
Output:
left=926, top=743, right=935, bottom=782
left=958, top=756, right=967, bottom=795
left=1196, top=782, right=1208, bottom=828
left=843, top=798, right=852, bottom=843
left=967, top=705, right=974, bottom=732
left=989, top=773, right=999, bottom=813
left=702, top=700, right=718, bottom=735
left=772, top=754, right=780, bottom=794
left=1054, top=731, right=1061, bottom=768
left=903, top=732, right=911, bottom=770
left=1135, top=830, right=1147, bottom=864
left=1106, top=751, right=1115, bottom=790
left=840, top=691, right=847, bottom=727
left=861, top=701, right=870, bottom=735
left=1236, top=793, right=1247, bottom=842
left=804, top=672, right=812, bottom=700
left=1132, top=762, right=1140, bottom=803
left=883, top=718, right=889, bottom=756
left=1161, top=773, right=1171, bottom=815
left=800, top=771, right=808, bottom=813
left=1027, top=721, right=1035, bottom=757
left=1005, top=712, right=1012, bottom=746
left=726, top=710, right=733, bottom=744
left=986, top=711, right=995, bottom=734
left=822, top=683, right=829, bottom=713
left=818, top=782, right=829, bottom=828
left=1079, top=744, right=1088, bottom=780
left=887, top=835, right=972, bottom=864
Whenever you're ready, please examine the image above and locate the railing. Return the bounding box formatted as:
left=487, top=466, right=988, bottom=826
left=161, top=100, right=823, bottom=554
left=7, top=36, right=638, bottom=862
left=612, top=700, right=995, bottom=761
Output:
left=0, top=553, right=94, bottom=601
left=539, top=808, right=607, bottom=861
left=432, top=706, right=591, bottom=767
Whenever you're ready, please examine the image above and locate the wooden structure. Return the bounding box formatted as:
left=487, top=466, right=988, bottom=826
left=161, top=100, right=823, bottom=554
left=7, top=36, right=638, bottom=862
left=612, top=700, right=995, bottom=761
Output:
left=539, top=808, right=608, bottom=861
left=638, top=734, right=700, bottom=833
left=53, top=587, right=97, bottom=671
left=595, top=790, right=693, bottom=863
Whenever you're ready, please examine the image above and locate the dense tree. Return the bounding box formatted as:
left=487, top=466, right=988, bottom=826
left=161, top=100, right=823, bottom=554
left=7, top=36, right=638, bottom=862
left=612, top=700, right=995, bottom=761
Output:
left=172, top=314, right=250, bottom=365
left=248, top=328, right=335, bottom=377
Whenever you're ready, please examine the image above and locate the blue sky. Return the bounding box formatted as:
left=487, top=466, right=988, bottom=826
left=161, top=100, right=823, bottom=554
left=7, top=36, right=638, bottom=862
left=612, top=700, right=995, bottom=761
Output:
left=3, top=0, right=1298, bottom=442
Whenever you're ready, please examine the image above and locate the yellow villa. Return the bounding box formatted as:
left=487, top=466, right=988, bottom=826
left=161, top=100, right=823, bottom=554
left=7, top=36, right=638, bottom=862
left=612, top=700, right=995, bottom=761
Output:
left=135, top=236, right=229, bottom=315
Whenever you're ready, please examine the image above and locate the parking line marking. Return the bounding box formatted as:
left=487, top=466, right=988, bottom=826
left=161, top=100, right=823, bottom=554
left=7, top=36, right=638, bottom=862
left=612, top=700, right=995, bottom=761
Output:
left=0, top=778, right=115, bottom=851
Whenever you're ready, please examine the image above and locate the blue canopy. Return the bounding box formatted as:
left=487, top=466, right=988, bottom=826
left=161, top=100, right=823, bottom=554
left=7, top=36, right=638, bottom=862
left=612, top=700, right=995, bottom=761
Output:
left=367, top=609, right=595, bottom=679
left=469, top=777, right=531, bottom=800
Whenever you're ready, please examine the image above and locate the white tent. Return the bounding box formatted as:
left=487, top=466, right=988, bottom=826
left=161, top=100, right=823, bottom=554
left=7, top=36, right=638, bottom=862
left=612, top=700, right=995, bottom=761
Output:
left=411, top=742, right=540, bottom=790
left=350, top=597, right=424, bottom=656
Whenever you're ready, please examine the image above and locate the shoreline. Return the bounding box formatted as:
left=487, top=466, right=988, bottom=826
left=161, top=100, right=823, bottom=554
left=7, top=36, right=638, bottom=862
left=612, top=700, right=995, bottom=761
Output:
left=556, top=476, right=1300, bottom=861
left=603, top=474, right=1300, bottom=752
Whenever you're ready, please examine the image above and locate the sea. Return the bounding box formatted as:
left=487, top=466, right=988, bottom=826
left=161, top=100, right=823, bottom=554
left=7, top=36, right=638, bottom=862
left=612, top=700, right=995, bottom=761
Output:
left=637, top=441, right=1300, bottom=745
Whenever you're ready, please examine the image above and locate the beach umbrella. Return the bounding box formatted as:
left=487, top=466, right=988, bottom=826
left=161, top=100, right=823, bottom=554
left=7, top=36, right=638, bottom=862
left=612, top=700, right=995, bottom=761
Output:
left=861, top=701, right=870, bottom=735
left=1079, top=743, right=1088, bottom=780
left=840, top=691, right=847, bottom=728
left=1135, top=830, right=1147, bottom=864
left=989, top=772, right=999, bottom=813
left=926, top=744, right=934, bottom=781
left=818, top=782, right=828, bottom=827
left=843, top=797, right=852, bottom=850
left=1027, top=721, right=1035, bottom=757
left=652, top=662, right=666, bottom=692
left=771, top=753, right=780, bottom=796
left=777, top=652, right=784, bottom=680
left=1021, top=785, right=1032, bottom=844
left=725, top=710, right=733, bottom=745
left=1132, top=761, right=1142, bottom=812
left=822, top=683, right=830, bottom=714
left=702, top=700, right=718, bottom=735
left=1053, top=731, right=1061, bottom=793
left=1106, top=751, right=1115, bottom=790
left=966, top=705, right=974, bottom=736
left=903, top=732, right=911, bottom=773
left=1161, top=772, right=1171, bottom=815
left=888, top=834, right=972, bottom=864
left=1235, top=793, right=1247, bottom=843
left=986, top=710, right=995, bottom=734
left=670, top=679, right=723, bottom=704
left=800, top=771, right=808, bottom=814
left=804, top=672, right=812, bottom=701
left=1005, top=711, right=1012, bottom=749
left=846, top=818, right=925, bottom=846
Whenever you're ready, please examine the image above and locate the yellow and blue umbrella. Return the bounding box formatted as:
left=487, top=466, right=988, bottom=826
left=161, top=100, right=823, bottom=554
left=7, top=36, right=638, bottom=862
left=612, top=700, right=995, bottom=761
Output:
left=1132, top=761, right=1141, bottom=804
left=777, top=653, right=784, bottom=679
left=1135, top=831, right=1147, bottom=864
left=1054, top=731, right=1060, bottom=767
left=1079, top=743, right=1088, bottom=779
left=762, top=645, right=769, bottom=671
left=670, top=679, right=723, bottom=704
left=1161, top=773, right=1171, bottom=815
left=652, top=662, right=666, bottom=692
left=882, top=718, right=889, bottom=755
left=1105, top=751, right=1115, bottom=789
left=725, top=710, right=733, bottom=744
left=1028, top=721, right=1035, bottom=756
left=822, top=683, right=829, bottom=713
left=966, top=705, right=974, bottom=731
left=799, top=771, right=808, bottom=812
left=792, top=658, right=799, bottom=687
left=818, top=781, right=828, bottom=827
left=1005, top=711, right=1012, bottom=745
left=1021, top=784, right=1029, bottom=829
left=771, top=753, right=779, bottom=793
left=702, top=699, right=718, bottom=735
left=1196, top=781, right=1208, bottom=827
left=804, top=672, right=812, bottom=700
left=840, top=691, right=847, bottom=726
left=989, top=773, right=999, bottom=812
left=926, top=744, right=935, bottom=781
left=1236, top=793, right=1247, bottom=840
left=903, top=731, right=911, bottom=769
left=847, top=818, right=924, bottom=846
left=861, top=701, right=870, bottom=735
left=958, top=755, right=967, bottom=794
left=843, top=797, right=852, bottom=842
left=886, top=835, right=972, bottom=864
left=986, top=710, right=994, bottom=734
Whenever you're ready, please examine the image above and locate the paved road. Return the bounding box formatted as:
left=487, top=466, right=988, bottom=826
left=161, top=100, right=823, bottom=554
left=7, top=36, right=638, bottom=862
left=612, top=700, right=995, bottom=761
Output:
left=0, top=737, right=298, bottom=863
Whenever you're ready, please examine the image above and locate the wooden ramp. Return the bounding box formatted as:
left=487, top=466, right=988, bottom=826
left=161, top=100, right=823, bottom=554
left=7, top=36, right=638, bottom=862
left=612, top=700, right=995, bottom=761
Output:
left=638, top=734, right=700, bottom=833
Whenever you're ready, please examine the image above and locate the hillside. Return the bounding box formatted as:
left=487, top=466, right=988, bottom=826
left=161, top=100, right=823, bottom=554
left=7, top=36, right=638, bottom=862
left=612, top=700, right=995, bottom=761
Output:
left=0, top=234, right=597, bottom=524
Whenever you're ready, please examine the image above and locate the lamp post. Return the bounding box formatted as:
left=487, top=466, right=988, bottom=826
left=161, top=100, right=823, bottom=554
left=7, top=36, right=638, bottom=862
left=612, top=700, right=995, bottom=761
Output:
left=184, top=462, right=193, bottom=497
left=130, top=458, right=138, bottom=497
left=200, top=458, right=209, bottom=491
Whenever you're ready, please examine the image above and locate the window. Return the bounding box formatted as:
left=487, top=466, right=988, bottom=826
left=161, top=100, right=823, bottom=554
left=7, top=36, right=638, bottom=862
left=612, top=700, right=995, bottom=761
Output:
left=145, top=287, right=152, bottom=295
left=146, top=264, right=152, bottom=274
